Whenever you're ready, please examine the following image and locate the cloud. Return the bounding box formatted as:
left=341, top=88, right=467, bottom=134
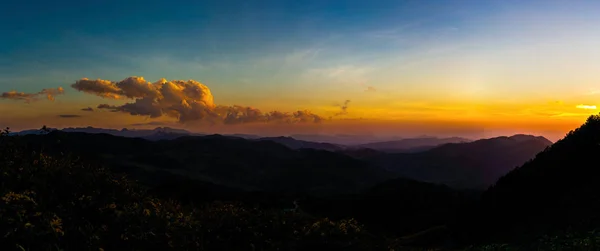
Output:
left=58, top=114, right=82, bottom=118
left=74, top=76, right=324, bottom=124
left=365, top=86, right=376, bottom=92
left=97, top=104, right=122, bottom=112
left=1, top=87, right=64, bottom=103
left=308, top=65, right=372, bottom=85
left=576, top=104, right=597, bottom=110
left=335, top=100, right=351, bottom=116
left=284, top=49, right=320, bottom=64
left=81, top=107, right=94, bottom=112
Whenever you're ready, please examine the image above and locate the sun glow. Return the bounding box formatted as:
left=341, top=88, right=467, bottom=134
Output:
left=576, top=104, right=597, bottom=110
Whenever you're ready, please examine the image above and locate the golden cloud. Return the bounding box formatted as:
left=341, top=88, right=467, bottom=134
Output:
left=73, top=76, right=323, bottom=124
left=1, top=87, right=64, bottom=103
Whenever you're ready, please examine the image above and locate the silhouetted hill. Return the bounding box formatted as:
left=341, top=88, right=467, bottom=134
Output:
left=0, top=132, right=385, bottom=250
left=368, top=134, right=552, bottom=189
left=356, top=137, right=472, bottom=153
left=257, top=136, right=344, bottom=151
left=466, top=115, right=600, bottom=243
left=302, top=177, right=479, bottom=239
left=18, top=131, right=392, bottom=196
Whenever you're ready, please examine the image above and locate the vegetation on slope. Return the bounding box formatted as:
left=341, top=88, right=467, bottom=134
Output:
left=459, top=114, right=600, bottom=245
left=0, top=129, right=384, bottom=250
left=16, top=131, right=391, bottom=196
left=7, top=113, right=600, bottom=251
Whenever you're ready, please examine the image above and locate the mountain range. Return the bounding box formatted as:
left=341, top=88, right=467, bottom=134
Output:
left=355, top=137, right=472, bottom=153
left=17, top=131, right=392, bottom=196
left=10, top=115, right=600, bottom=249
left=12, top=126, right=553, bottom=191
left=11, top=127, right=473, bottom=152
left=364, top=134, right=552, bottom=189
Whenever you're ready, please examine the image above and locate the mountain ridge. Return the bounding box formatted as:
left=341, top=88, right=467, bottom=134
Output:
left=355, top=136, right=472, bottom=153
left=367, top=134, right=552, bottom=189
left=465, top=115, right=600, bottom=242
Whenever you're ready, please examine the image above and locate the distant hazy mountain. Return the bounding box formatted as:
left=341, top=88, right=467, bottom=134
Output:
left=228, top=133, right=261, bottom=139
left=257, top=136, right=344, bottom=151
left=13, top=127, right=202, bottom=141
left=9, top=128, right=57, bottom=136
left=356, top=137, right=472, bottom=153
left=367, top=134, right=552, bottom=189
left=290, top=134, right=403, bottom=146
left=62, top=126, right=195, bottom=139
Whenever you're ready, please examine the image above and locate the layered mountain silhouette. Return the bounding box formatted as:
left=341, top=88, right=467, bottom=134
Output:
left=12, top=126, right=199, bottom=140
left=465, top=115, right=600, bottom=242
left=13, top=127, right=552, bottom=190
left=18, top=131, right=391, bottom=196
left=8, top=117, right=600, bottom=249
left=366, top=134, right=552, bottom=189
left=257, top=136, right=344, bottom=151
left=355, top=136, right=471, bottom=153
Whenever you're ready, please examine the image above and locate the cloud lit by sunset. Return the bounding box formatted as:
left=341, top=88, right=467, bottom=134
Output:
left=1, top=0, right=600, bottom=142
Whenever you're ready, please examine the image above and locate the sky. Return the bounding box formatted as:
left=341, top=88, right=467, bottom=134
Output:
left=1, top=0, right=600, bottom=141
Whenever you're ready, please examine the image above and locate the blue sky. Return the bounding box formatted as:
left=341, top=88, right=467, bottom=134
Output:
left=2, top=0, right=600, bottom=139
left=1, top=0, right=499, bottom=94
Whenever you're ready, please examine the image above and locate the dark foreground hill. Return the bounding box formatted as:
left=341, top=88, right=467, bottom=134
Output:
left=0, top=128, right=480, bottom=250
left=302, top=177, right=480, bottom=239
left=461, top=115, right=600, bottom=244
left=0, top=132, right=386, bottom=250
left=8, top=117, right=600, bottom=250
left=367, top=134, right=552, bottom=189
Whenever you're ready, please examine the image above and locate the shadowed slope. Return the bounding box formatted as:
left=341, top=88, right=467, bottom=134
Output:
left=368, top=135, right=552, bottom=189
left=467, top=115, right=600, bottom=243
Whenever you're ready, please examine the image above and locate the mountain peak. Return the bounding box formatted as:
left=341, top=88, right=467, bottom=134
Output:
left=507, top=134, right=551, bottom=143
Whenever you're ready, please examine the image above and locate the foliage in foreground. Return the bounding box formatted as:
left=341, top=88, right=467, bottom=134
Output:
left=0, top=133, right=382, bottom=251
left=466, top=230, right=600, bottom=251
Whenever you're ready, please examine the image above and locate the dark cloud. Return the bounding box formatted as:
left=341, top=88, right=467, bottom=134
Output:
left=75, top=77, right=324, bottom=124
left=335, top=100, right=351, bottom=116
left=1, top=87, right=64, bottom=103
left=58, top=114, right=82, bottom=118
left=81, top=107, right=94, bottom=112
left=97, top=104, right=122, bottom=112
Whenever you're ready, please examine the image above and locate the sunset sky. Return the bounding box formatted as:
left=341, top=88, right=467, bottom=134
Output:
left=2, top=0, right=600, bottom=141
